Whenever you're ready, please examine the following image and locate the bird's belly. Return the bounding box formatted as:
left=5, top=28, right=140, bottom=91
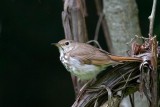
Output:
left=70, top=64, right=105, bottom=80
left=60, top=56, right=106, bottom=80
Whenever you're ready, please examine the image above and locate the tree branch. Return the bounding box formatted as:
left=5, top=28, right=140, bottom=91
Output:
left=94, top=0, right=113, bottom=53
left=148, top=0, right=158, bottom=107
left=148, top=0, right=157, bottom=37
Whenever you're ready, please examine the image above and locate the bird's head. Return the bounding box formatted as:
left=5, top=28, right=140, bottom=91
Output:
left=52, top=39, right=75, bottom=54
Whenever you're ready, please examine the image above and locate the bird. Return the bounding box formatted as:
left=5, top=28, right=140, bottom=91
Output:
left=52, top=39, right=142, bottom=80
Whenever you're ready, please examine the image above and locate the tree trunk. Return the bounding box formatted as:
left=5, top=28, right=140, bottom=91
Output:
left=103, top=0, right=141, bottom=56
left=103, top=0, right=148, bottom=107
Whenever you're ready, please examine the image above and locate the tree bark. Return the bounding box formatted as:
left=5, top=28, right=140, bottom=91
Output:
left=102, top=0, right=148, bottom=107
left=103, top=0, right=141, bottom=56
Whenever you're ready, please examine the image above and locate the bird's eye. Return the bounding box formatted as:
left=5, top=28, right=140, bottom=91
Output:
left=65, top=41, right=69, bottom=45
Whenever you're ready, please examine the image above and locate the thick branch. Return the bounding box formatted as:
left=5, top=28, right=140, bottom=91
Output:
left=148, top=0, right=158, bottom=106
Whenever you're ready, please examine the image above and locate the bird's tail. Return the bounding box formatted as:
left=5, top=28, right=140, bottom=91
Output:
left=108, top=55, right=142, bottom=62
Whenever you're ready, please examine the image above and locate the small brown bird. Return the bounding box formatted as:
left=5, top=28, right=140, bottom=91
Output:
left=53, top=39, right=142, bottom=80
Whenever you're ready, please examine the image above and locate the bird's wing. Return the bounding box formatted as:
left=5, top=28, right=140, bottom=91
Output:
left=69, top=43, right=115, bottom=65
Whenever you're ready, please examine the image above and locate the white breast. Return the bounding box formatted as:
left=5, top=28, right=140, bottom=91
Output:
left=61, top=56, right=106, bottom=80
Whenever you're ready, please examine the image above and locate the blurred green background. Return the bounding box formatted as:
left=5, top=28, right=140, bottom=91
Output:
left=0, top=0, right=159, bottom=107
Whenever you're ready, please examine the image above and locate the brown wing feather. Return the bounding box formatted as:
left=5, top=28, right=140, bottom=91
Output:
left=69, top=43, right=115, bottom=65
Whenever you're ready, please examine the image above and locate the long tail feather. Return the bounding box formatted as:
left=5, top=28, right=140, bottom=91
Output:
left=108, top=55, right=142, bottom=62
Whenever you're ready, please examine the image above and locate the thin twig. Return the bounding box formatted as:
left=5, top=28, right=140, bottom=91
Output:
left=94, top=0, right=113, bottom=53
left=94, top=13, right=104, bottom=41
left=87, top=40, right=103, bottom=49
left=148, top=0, right=157, bottom=37
left=129, top=94, right=134, bottom=107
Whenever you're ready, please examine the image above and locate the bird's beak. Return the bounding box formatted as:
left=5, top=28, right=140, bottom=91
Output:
left=51, top=43, right=60, bottom=47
